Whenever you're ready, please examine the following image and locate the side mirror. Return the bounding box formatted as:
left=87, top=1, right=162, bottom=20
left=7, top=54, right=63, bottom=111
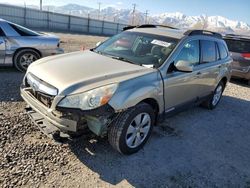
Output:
left=175, top=60, right=193, bottom=72
left=96, top=41, right=102, bottom=47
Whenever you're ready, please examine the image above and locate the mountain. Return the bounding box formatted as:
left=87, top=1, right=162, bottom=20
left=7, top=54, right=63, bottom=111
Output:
left=152, top=12, right=250, bottom=34
left=25, top=3, right=250, bottom=35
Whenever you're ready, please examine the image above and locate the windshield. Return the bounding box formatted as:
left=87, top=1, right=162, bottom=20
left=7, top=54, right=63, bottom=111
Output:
left=94, top=31, right=178, bottom=68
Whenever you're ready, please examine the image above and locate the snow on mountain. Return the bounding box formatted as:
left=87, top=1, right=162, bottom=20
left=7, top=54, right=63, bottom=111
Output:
left=25, top=3, right=250, bottom=34
left=152, top=13, right=250, bottom=34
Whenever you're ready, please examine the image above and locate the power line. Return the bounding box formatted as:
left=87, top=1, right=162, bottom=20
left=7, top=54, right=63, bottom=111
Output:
left=132, top=3, right=136, bottom=25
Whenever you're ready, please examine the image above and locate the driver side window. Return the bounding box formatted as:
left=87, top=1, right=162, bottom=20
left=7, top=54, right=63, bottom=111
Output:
left=175, top=40, right=200, bottom=66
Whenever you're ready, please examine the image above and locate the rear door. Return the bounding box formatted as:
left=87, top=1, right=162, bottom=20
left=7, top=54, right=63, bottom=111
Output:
left=196, top=40, right=221, bottom=97
left=0, top=27, right=6, bottom=64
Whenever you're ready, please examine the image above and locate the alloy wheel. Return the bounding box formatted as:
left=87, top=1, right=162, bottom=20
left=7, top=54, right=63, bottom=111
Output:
left=19, top=53, right=38, bottom=70
left=125, top=113, right=152, bottom=148
left=212, top=85, right=223, bottom=106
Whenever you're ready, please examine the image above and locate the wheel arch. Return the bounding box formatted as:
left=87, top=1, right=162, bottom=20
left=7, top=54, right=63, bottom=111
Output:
left=221, top=77, right=227, bottom=86
left=12, top=47, right=42, bottom=63
left=138, top=98, right=160, bottom=124
left=139, top=98, right=159, bottom=114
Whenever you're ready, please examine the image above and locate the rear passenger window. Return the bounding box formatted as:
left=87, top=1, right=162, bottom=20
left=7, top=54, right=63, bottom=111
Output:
left=0, top=27, right=5, bottom=36
left=8, top=23, right=39, bottom=36
left=201, top=40, right=216, bottom=63
left=218, top=42, right=228, bottom=59
left=175, top=40, right=200, bottom=66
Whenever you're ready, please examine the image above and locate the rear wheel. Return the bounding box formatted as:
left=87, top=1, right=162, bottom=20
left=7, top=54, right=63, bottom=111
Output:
left=201, top=81, right=225, bottom=110
left=13, top=49, right=40, bottom=72
left=108, top=103, right=155, bottom=155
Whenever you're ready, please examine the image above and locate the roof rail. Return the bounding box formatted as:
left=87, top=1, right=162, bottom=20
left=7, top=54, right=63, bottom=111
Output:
left=137, top=24, right=157, bottom=28
left=123, top=24, right=178, bottom=31
left=184, top=30, right=222, bottom=39
left=156, top=24, right=179, bottom=29
left=122, top=25, right=137, bottom=31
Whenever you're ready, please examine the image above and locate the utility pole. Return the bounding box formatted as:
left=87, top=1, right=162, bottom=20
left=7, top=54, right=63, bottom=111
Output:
left=40, top=0, right=42, bottom=11
left=24, top=2, right=27, bottom=26
left=132, top=3, right=136, bottom=25
left=98, top=2, right=101, bottom=20
left=144, top=10, right=149, bottom=24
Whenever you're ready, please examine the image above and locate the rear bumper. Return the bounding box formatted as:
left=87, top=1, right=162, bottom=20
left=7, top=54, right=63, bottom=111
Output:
left=55, top=48, right=64, bottom=54
left=232, top=66, right=250, bottom=80
left=41, top=48, right=64, bottom=57
left=21, top=87, right=77, bottom=132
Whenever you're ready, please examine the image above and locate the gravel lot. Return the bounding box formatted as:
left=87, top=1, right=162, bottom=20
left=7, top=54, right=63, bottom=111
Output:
left=0, top=33, right=250, bottom=188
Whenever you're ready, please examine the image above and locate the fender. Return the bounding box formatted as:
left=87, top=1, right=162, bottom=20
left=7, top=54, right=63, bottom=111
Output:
left=108, top=71, right=164, bottom=113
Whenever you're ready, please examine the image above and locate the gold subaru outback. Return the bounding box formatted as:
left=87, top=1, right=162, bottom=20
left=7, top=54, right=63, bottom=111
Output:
left=21, top=25, right=232, bottom=154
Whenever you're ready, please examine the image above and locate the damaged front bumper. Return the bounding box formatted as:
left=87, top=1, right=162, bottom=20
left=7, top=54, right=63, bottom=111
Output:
left=21, top=87, right=115, bottom=138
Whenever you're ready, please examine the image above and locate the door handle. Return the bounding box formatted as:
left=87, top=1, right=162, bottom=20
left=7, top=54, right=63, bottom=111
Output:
left=217, top=65, right=222, bottom=68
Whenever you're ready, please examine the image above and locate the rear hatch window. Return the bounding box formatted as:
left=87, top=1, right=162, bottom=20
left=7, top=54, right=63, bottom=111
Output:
left=225, top=39, right=250, bottom=53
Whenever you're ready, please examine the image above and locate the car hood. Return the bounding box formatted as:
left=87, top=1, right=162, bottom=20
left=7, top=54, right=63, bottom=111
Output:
left=27, top=50, right=154, bottom=95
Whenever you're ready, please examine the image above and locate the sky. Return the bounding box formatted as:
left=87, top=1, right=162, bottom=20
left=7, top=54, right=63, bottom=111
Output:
left=0, top=0, right=250, bottom=24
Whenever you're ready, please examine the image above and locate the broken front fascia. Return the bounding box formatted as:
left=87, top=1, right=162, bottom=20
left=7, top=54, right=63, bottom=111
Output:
left=56, top=104, right=117, bottom=136
left=21, top=84, right=123, bottom=137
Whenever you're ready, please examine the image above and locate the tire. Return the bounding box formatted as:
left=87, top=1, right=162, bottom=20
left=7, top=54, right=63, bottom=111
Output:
left=13, top=49, right=40, bottom=72
left=108, top=103, right=155, bottom=155
left=201, top=81, right=225, bottom=110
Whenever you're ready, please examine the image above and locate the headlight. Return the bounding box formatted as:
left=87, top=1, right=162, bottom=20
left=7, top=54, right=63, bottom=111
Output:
left=57, top=84, right=118, bottom=110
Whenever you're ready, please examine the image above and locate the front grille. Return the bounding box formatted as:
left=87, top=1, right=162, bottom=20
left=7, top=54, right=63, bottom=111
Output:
left=24, top=73, right=57, bottom=108
left=31, top=90, right=54, bottom=108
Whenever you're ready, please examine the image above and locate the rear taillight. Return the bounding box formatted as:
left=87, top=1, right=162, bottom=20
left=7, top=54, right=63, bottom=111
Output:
left=241, top=53, right=250, bottom=60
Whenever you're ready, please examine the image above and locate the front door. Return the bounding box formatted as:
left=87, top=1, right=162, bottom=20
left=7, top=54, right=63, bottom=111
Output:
left=163, top=40, right=202, bottom=111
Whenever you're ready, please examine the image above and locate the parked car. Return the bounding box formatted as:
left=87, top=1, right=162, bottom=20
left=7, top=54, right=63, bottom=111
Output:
left=21, top=25, right=232, bottom=154
left=0, top=19, right=64, bottom=72
left=223, top=34, right=250, bottom=85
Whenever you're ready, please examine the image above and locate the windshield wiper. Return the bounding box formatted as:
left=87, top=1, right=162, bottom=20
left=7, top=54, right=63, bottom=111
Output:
left=91, top=49, right=114, bottom=58
left=110, top=56, right=136, bottom=65
left=91, top=50, right=137, bottom=65
left=90, top=48, right=103, bottom=54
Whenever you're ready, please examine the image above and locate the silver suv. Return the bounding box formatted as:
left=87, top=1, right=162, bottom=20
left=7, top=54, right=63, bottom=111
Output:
left=21, top=25, right=232, bottom=154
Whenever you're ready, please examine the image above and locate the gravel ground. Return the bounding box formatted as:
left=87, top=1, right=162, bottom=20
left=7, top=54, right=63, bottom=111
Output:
left=0, top=33, right=250, bottom=188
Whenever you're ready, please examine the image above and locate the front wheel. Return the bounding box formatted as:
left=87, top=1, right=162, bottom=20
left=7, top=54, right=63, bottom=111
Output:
left=108, top=103, right=155, bottom=155
left=201, top=81, right=225, bottom=110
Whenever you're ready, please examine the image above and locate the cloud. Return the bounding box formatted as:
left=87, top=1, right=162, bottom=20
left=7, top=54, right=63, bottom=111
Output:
left=116, top=2, right=123, bottom=5
left=103, top=4, right=117, bottom=8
